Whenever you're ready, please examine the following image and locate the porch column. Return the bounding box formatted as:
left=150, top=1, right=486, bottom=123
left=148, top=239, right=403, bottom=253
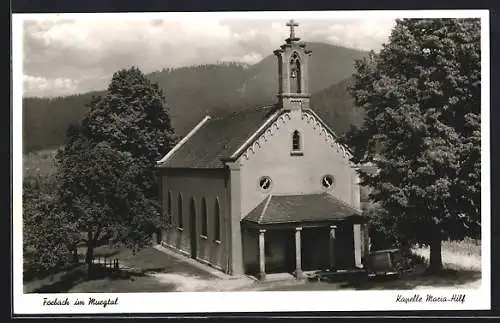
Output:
left=295, top=227, right=303, bottom=279
left=361, top=223, right=370, bottom=266
left=258, top=229, right=266, bottom=280
left=353, top=224, right=362, bottom=268
left=329, top=225, right=337, bottom=270
left=351, top=167, right=361, bottom=210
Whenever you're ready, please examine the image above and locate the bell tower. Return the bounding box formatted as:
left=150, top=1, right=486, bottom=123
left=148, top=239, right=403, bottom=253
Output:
left=273, top=20, right=312, bottom=111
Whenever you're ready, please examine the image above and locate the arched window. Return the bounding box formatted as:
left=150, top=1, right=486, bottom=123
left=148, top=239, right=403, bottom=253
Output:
left=214, top=198, right=221, bottom=241
left=201, top=197, right=208, bottom=237
left=290, top=52, right=301, bottom=93
left=177, top=193, right=183, bottom=229
left=167, top=191, right=172, bottom=224
left=292, top=130, right=301, bottom=151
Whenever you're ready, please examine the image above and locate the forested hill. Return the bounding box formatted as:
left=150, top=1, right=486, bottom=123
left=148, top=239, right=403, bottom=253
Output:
left=311, top=77, right=366, bottom=135
left=23, top=42, right=368, bottom=153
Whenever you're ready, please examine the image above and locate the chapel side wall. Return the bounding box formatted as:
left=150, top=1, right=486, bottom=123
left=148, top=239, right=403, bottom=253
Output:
left=239, top=108, right=358, bottom=218
left=159, top=168, right=230, bottom=273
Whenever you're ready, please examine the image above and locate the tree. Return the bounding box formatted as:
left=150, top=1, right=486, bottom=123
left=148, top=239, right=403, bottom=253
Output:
left=343, top=18, right=481, bottom=272
left=81, top=67, right=176, bottom=200
left=56, top=130, right=162, bottom=267
left=55, top=66, right=176, bottom=268
left=23, top=173, right=79, bottom=276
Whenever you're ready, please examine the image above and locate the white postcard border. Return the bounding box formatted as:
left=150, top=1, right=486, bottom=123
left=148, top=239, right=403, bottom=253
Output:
left=12, top=9, right=491, bottom=314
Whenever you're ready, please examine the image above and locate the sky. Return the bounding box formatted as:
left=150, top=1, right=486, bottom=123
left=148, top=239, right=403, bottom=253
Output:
left=21, top=14, right=396, bottom=98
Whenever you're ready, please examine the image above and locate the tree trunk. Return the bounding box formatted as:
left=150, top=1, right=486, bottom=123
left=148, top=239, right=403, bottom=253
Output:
left=73, top=248, right=79, bottom=264
left=85, top=245, right=94, bottom=265
left=85, top=232, right=95, bottom=275
left=428, top=226, right=443, bottom=273
left=399, top=238, right=411, bottom=257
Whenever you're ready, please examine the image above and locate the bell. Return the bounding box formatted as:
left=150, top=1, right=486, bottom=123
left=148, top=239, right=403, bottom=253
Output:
left=291, top=69, right=297, bottom=78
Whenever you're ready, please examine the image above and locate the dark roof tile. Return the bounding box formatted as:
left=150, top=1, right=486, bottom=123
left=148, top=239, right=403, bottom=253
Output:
left=243, top=193, right=362, bottom=225
left=160, top=106, right=279, bottom=168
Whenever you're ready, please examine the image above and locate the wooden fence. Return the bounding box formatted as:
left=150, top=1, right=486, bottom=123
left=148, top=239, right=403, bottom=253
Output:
left=91, top=256, right=120, bottom=269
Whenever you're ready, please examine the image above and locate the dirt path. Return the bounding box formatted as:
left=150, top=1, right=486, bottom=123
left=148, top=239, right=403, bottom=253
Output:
left=150, top=273, right=258, bottom=292
left=148, top=271, right=481, bottom=292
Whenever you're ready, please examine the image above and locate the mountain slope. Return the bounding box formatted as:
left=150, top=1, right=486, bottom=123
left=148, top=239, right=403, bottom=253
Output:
left=22, top=43, right=368, bottom=153
left=311, top=77, right=365, bottom=136
left=23, top=92, right=102, bottom=152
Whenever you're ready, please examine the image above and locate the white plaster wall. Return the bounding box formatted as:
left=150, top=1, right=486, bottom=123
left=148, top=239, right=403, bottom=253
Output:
left=238, top=108, right=359, bottom=218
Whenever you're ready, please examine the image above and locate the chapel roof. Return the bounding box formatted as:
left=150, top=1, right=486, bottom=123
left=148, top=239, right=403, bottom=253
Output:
left=242, top=193, right=363, bottom=226
left=158, top=105, right=281, bottom=169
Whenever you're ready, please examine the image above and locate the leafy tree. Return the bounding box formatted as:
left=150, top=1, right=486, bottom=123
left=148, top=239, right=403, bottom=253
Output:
left=343, top=18, right=481, bottom=272
left=54, top=66, right=176, bottom=268
left=81, top=67, right=176, bottom=200
left=23, top=173, right=79, bottom=277
left=56, top=130, right=162, bottom=266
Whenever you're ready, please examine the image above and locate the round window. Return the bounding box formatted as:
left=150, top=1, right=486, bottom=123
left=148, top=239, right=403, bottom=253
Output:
left=258, top=176, right=273, bottom=191
left=321, top=175, right=335, bottom=189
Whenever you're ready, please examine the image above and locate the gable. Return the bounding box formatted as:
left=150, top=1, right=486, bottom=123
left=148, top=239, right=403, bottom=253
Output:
left=233, top=108, right=353, bottom=166
left=235, top=107, right=358, bottom=218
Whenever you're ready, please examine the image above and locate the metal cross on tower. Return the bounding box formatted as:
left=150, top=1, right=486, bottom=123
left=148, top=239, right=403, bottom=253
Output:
left=286, top=19, right=299, bottom=39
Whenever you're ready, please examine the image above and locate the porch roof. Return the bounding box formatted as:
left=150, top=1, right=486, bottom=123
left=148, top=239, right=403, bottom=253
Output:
left=242, top=193, right=364, bottom=226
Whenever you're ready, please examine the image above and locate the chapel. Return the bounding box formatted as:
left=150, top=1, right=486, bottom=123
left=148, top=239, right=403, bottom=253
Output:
left=156, top=20, right=369, bottom=280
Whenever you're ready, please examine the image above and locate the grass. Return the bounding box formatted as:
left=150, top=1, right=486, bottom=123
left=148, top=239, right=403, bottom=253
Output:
left=412, top=238, right=481, bottom=272
left=71, top=240, right=481, bottom=293
left=26, top=238, right=482, bottom=293
left=29, top=263, right=178, bottom=294
left=67, top=269, right=178, bottom=293
left=258, top=238, right=482, bottom=292
left=68, top=245, right=220, bottom=293
left=23, top=263, right=86, bottom=293
left=88, top=245, right=216, bottom=277
left=26, top=246, right=218, bottom=293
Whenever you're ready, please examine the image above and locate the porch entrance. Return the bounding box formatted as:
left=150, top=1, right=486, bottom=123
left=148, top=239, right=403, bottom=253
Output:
left=240, top=193, right=366, bottom=280
left=247, top=222, right=357, bottom=278
left=300, top=224, right=354, bottom=271
left=301, top=227, right=330, bottom=271
left=262, top=229, right=296, bottom=274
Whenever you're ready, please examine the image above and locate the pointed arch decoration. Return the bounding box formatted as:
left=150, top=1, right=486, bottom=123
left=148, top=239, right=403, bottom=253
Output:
left=214, top=198, right=221, bottom=242
left=300, top=110, right=353, bottom=161
left=238, top=111, right=293, bottom=165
